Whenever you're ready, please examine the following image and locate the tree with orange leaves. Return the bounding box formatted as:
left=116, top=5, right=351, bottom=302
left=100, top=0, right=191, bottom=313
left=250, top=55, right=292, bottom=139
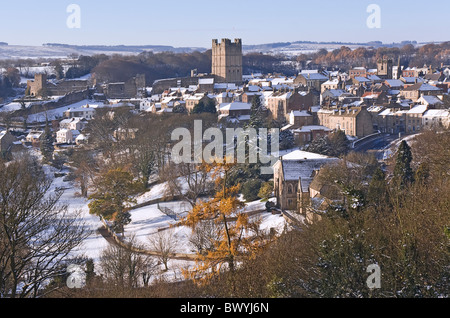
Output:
left=181, top=161, right=274, bottom=284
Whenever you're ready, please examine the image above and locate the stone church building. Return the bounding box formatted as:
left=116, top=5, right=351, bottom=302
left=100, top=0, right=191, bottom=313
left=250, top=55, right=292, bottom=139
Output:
left=273, top=150, right=339, bottom=214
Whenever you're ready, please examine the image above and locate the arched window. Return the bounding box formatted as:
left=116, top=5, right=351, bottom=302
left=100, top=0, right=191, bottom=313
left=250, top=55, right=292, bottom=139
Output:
left=287, top=184, right=293, bottom=194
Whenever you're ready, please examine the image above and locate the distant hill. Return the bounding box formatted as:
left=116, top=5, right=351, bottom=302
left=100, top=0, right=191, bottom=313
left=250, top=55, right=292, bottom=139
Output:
left=43, top=43, right=207, bottom=54
left=0, top=40, right=431, bottom=60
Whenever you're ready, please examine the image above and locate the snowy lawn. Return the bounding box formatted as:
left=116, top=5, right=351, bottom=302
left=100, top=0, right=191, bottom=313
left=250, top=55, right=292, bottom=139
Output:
left=42, top=160, right=285, bottom=280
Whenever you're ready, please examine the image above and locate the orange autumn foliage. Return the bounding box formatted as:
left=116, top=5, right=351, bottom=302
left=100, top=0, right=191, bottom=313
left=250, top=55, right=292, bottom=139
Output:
left=180, top=161, right=273, bottom=284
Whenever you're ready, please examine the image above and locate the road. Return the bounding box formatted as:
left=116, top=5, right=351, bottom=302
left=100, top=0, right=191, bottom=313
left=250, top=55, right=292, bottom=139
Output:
left=353, top=133, right=402, bottom=161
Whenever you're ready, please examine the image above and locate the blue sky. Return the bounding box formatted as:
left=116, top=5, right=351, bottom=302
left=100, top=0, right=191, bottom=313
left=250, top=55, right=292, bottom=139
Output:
left=1, top=0, right=449, bottom=47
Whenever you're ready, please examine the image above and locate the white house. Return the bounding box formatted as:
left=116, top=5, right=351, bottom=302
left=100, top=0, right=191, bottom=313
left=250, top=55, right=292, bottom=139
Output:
left=64, top=104, right=98, bottom=120
left=422, top=109, right=450, bottom=129
left=59, top=117, right=88, bottom=131
left=75, top=133, right=88, bottom=145
left=25, top=131, right=44, bottom=145
left=56, top=129, right=80, bottom=144
left=139, top=98, right=154, bottom=112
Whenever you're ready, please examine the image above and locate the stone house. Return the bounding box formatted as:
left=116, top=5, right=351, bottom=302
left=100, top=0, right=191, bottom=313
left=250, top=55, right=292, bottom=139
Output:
left=218, top=102, right=251, bottom=122
left=284, top=110, right=314, bottom=130
left=321, top=89, right=347, bottom=106
left=113, top=128, right=139, bottom=141
left=292, top=125, right=332, bottom=146
left=317, top=106, right=374, bottom=138
left=373, top=108, right=407, bottom=134
left=401, top=82, right=443, bottom=102
left=348, top=67, right=367, bottom=79
left=416, top=95, right=444, bottom=108
left=215, top=91, right=235, bottom=104
left=0, top=130, right=17, bottom=153
left=25, top=131, right=44, bottom=146
left=352, top=76, right=371, bottom=86
left=241, top=92, right=262, bottom=104
left=405, top=104, right=428, bottom=133
left=384, top=79, right=404, bottom=90
left=321, top=79, right=340, bottom=93
left=424, top=72, right=446, bottom=83
left=185, top=93, right=214, bottom=112
left=361, top=91, right=389, bottom=105
left=267, top=90, right=314, bottom=122
left=305, top=170, right=346, bottom=223
left=294, top=73, right=328, bottom=92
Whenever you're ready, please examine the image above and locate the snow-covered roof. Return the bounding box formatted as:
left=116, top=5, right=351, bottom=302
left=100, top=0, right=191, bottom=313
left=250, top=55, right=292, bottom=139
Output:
left=214, top=83, right=237, bottom=90
left=299, top=73, right=328, bottom=80
left=367, top=106, right=385, bottom=113
left=323, top=89, right=346, bottom=97
left=378, top=108, right=394, bottom=116
left=198, top=78, right=214, bottom=85
left=385, top=79, right=403, bottom=87
left=418, top=95, right=443, bottom=105
left=354, top=76, right=371, bottom=82
left=219, top=102, right=251, bottom=111
left=282, top=150, right=333, bottom=161
left=158, top=107, right=173, bottom=113
left=401, top=77, right=424, bottom=84
left=290, top=110, right=312, bottom=117
left=310, top=106, right=321, bottom=113
left=367, top=75, right=382, bottom=81
left=293, top=125, right=332, bottom=133
left=423, top=109, right=450, bottom=118
left=26, top=131, right=44, bottom=139
left=237, top=115, right=251, bottom=121
left=278, top=150, right=339, bottom=192
left=185, top=94, right=206, bottom=101
left=323, top=79, right=339, bottom=85
left=407, top=105, right=428, bottom=114
left=418, top=83, right=442, bottom=91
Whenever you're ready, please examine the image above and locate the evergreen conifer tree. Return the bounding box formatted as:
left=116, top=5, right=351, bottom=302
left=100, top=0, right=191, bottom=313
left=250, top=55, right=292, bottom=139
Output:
left=248, top=95, right=264, bottom=128
left=40, top=120, right=54, bottom=163
left=393, top=140, right=414, bottom=187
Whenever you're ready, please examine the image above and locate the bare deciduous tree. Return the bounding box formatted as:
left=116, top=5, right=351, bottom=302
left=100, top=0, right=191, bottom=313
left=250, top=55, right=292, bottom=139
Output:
left=148, top=229, right=179, bottom=271
left=99, top=237, right=157, bottom=289
left=0, top=155, right=89, bottom=298
left=160, top=162, right=213, bottom=208
left=189, top=220, right=222, bottom=255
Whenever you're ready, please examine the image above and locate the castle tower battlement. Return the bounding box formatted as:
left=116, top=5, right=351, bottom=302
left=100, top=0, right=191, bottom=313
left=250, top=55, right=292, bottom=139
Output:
left=211, top=38, right=243, bottom=84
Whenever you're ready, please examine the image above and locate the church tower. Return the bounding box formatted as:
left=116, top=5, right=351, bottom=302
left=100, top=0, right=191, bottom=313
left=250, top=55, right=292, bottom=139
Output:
left=377, top=56, right=393, bottom=79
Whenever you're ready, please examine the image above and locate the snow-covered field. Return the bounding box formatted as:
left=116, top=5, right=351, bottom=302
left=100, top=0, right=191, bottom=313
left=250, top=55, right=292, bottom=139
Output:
left=26, top=99, right=102, bottom=123
left=42, top=161, right=286, bottom=280
left=45, top=166, right=108, bottom=263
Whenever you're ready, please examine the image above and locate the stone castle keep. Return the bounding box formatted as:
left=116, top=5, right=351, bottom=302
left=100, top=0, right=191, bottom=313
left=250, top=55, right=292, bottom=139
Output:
left=152, top=38, right=244, bottom=93
left=211, top=38, right=243, bottom=84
